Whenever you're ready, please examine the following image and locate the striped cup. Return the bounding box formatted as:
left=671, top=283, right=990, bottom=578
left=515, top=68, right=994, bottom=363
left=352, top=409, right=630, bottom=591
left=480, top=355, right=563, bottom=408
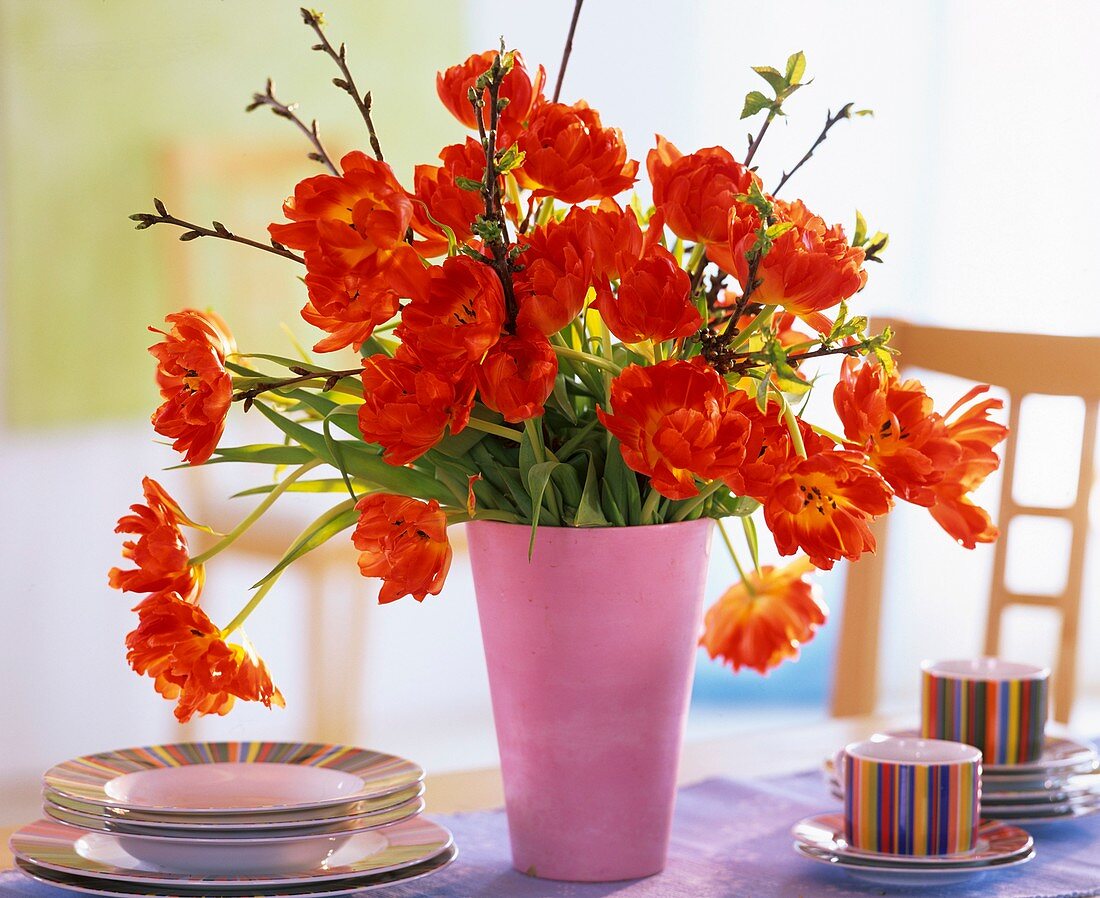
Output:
left=839, top=736, right=981, bottom=856
left=921, top=658, right=1049, bottom=765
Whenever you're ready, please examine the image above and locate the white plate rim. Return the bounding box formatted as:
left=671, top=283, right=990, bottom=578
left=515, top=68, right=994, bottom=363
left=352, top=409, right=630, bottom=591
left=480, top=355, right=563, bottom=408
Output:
left=43, top=742, right=425, bottom=814
left=43, top=796, right=425, bottom=841
left=42, top=783, right=426, bottom=829
left=796, top=840, right=1034, bottom=875
left=13, top=845, right=458, bottom=897
left=791, top=813, right=1033, bottom=867
left=9, top=817, right=452, bottom=887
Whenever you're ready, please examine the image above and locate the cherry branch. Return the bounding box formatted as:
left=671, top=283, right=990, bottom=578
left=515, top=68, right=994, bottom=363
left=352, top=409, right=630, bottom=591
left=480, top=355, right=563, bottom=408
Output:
left=300, top=8, right=385, bottom=162
left=773, top=102, right=854, bottom=196
left=552, top=0, right=585, bottom=103
left=129, top=200, right=305, bottom=264
left=232, top=364, right=363, bottom=410
left=246, top=78, right=338, bottom=175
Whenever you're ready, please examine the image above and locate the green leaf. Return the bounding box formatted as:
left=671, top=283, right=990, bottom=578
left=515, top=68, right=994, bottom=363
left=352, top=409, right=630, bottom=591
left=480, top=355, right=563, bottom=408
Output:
left=454, top=176, right=484, bottom=192
left=752, top=65, right=788, bottom=95
left=853, top=210, right=868, bottom=247
left=548, top=376, right=578, bottom=424
left=207, top=444, right=315, bottom=466
left=755, top=370, right=771, bottom=412
left=765, top=221, right=796, bottom=240
left=573, top=453, right=610, bottom=527
left=231, top=479, right=355, bottom=498
left=742, top=515, right=761, bottom=570
left=433, top=424, right=488, bottom=459
left=785, top=51, right=807, bottom=86
left=600, top=481, right=627, bottom=526
left=604, top=437, right=642, bottom=525
left=252, top=501, right=359, bottom=588
left=526, top=460, right=560, bottom=555
left=551, top=463, right=583, bottom=512
left=709, top=492, right=760, bottom=518
left=854, top=108, right=874, bottom=117
left=741, top=90, right=773, bottom=120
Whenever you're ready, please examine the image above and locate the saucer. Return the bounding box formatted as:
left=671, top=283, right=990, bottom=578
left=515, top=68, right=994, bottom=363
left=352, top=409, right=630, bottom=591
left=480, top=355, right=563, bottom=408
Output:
left=794, top=843, right=1035, bottom=887
left=10, top=816, right=452, bottom=887
left=792, top=813, right=1033, bottom=867
left=44, top=742, right=424, bottom=814
left=14, top=844, right=458, bottom=897
left=882, top=729, right=1098, bottom=775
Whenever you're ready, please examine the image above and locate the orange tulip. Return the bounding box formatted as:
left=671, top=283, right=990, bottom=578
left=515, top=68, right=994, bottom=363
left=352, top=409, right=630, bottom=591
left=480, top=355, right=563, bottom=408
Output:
left=353, top=494, right=453, bottom=604
left=721, top=391, right=828, bottom=503
left=834, top=358, right=963, bottom=506
left=357, top=351, right=475, bottom=465
left=109, top=477, right=203, bottom=600
left=398, top=255, right=507, bottom=373
left=516, top=101, right=639, bottom=204
left=148, top=309, right=234, bottom=465
left=126, top=590, right=283, bottom=723
left=269, top=151, right=412, bottom=266
left=928, top=386, right=1008, bottom=548
left=436, top=50, right=545, bottom=141
left=764, top=448, right=893, bottom=570
left=475, top=328, right=558, bottom=422
left=726, top=199, right=867, bottom=333
left=592, top=245, right=701, bottom=344
left=299, top=263, right=403, bottom=354
left=562, top=201, right=657, bottom=281
left=647, top=135, right=759, bottom=246
left=597, top=359, right=751, bottom=500
left=514, top=216, right=594, bottom=336
left=270, top=151, right=425, bottom=350
left=701, top=557, right=827, bottom=674
left=411, top=138, right=490, bottom=257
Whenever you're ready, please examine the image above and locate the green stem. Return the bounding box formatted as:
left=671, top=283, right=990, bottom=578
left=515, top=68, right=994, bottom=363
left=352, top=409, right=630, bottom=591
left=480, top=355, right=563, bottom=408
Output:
left=466, top=416, right=523, bottom=442
left=777, top=389, right=808, bottom=459
left=640, top=487, right=663, bottom=524
left=189, top=459, right=323, bottom=565
left=670, top=479, right=728, bottom=523
left=718, top=519, right=757, bottom=597
left=524, top=418, right=562, bottom=522
left=726, top=304, right=777, bottom=348
left=685, top=241, right=707, bottom=274
left=220, top=570, right=284, bottom=639
left=551, top=344, right=622, bottom=375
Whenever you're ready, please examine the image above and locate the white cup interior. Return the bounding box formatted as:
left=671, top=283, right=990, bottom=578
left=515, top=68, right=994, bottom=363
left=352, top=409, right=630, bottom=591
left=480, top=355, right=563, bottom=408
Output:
left=921, top=657, right=1049, bottom=681
left=845, top=735, right=981, bottom=766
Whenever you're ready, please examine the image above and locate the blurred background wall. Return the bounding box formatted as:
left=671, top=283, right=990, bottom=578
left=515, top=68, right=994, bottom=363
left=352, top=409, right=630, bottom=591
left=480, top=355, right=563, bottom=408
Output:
left=2, top=0, right=1098, bottom=820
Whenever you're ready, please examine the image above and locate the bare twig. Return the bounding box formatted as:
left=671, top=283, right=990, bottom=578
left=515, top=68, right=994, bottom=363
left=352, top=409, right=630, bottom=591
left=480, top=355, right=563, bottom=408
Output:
left=773, top=102, right=854, bottom=196
left=300, top=8, right=385, bottom=162
left=129, top=200, right=305, bottom=264
left=552, top=0, right=585, bottom=103
left=743, top=111, right=776, bottom=168
left=233, top=365, right=363, bottom=410
left=470, top=52, right=520, bottom=331
left=246, top=78, right=339, bottom=175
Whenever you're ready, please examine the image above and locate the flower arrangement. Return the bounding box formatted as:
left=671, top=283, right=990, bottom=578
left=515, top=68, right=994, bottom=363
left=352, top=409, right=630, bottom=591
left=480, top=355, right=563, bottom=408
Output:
left=111, top=8, right=1007, bottom=723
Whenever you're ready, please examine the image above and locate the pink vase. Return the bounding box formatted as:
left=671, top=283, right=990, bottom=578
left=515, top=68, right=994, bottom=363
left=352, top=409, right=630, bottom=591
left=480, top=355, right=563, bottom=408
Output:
left=466, top=518, right=714, bottom=882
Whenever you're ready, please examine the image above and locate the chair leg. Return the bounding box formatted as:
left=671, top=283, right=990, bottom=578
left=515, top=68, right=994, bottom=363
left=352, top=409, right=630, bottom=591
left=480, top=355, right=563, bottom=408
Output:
left=831, top=518, right=888, bottom=717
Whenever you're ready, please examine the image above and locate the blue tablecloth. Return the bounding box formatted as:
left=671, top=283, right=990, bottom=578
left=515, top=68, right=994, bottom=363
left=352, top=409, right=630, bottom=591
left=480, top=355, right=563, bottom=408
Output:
left=3, top=769, right=1098, bottom=897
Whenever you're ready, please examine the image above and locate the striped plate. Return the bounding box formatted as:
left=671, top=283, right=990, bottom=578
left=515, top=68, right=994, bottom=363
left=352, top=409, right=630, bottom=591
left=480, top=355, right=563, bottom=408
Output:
left=10, top=816, right=453, bottom=888
left=13, top=845, right=458, bottom=897
left=43, top=742, right=424, bottom=814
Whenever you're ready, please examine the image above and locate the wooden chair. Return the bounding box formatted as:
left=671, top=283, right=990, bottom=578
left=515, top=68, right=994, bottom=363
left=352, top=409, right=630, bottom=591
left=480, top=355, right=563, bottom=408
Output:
left=831, top=320, right=1100, bottom=723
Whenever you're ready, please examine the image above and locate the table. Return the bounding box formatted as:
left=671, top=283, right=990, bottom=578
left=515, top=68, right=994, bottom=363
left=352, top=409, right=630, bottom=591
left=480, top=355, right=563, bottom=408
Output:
left=5, top=716, right=1097, bottom=897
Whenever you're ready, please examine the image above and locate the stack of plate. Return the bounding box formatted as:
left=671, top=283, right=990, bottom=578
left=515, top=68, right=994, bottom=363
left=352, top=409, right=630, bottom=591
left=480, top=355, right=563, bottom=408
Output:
left=824, top=730, right=1100, bottom=824
left=10, top=741, right=456, bottom=897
